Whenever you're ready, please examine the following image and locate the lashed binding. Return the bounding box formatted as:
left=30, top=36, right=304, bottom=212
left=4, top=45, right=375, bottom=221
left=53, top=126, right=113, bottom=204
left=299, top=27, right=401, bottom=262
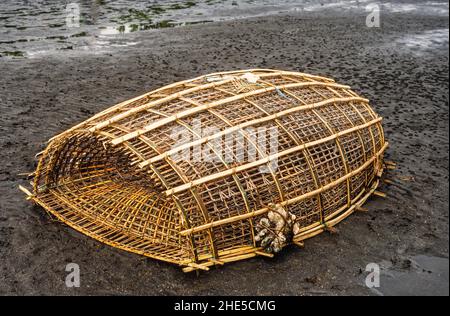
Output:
left=19, top=69, right=388, bottom=272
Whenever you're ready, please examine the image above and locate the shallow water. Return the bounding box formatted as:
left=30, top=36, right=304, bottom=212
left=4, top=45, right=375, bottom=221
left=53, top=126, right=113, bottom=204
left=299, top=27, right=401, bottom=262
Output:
left=373, top=255, right=449, bottom=296
left=1, top=0, right=448, bottom=59
left=396, top=28, right=450, bottom=55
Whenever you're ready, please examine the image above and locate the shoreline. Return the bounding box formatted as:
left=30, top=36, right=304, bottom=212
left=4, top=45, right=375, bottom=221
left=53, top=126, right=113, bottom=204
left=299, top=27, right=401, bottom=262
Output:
left=1, top=1, right=449, bottom=60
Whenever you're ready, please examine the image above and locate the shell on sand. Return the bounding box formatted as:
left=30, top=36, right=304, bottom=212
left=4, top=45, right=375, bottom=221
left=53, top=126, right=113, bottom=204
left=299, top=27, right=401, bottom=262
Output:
left=20, top=69, right=387, bottom=272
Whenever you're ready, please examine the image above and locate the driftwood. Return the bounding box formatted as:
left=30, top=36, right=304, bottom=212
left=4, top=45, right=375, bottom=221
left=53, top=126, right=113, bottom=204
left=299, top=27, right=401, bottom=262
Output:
left=19, top=69, right=387, bottom=272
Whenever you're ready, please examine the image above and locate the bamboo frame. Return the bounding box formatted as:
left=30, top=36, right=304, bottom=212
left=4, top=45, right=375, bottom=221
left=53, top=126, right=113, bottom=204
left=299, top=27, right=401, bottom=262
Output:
left=20, top=69, right=387, bottom=272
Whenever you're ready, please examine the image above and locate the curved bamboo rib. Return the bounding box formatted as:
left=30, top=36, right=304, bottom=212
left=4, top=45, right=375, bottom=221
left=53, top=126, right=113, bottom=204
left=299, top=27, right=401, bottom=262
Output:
left=137, top=96, right=367, bottom=168
left=109, top=82, right=353, bottom=146
left=165, top=117, right=382, bottom=196
left=179, top=141, right=388, bottom=236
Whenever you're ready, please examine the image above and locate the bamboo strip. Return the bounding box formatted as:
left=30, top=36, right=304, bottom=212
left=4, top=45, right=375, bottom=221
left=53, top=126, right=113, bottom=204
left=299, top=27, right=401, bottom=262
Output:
left=255, top=251, right=274, bottom=258
left=373, top=190, right=387, bottom=198
left=18, top=185, right=33, bottom=198
left=183, top=253, right=258, bottom=272
left=209, top=258, right=224, bottom=265
left=186, top=262, right=210, bottom=271
left=194, top=246, right=254, bottom=262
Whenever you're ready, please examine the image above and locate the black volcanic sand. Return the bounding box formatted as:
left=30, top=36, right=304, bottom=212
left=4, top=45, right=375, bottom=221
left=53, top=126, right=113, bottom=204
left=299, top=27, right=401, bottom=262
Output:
left=1, top=10, right=448, bottom=295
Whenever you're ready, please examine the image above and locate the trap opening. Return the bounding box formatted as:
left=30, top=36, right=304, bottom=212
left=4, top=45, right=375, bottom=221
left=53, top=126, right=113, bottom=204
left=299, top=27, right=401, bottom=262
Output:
left=32, top=132, right=191, bottom=264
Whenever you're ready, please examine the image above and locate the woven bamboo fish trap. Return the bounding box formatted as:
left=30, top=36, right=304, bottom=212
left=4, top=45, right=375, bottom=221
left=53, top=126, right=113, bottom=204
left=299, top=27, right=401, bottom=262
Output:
left=20, top=69, right=388, bottom=272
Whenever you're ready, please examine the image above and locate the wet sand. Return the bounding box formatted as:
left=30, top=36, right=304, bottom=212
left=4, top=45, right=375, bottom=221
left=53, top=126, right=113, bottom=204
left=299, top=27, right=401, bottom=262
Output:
left=1, top=6, right=448, bottom=295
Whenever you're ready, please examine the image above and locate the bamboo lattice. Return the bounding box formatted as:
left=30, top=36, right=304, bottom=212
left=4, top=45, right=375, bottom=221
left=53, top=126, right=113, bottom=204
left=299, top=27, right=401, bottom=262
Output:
left=20, top=69, right=388, bottom=272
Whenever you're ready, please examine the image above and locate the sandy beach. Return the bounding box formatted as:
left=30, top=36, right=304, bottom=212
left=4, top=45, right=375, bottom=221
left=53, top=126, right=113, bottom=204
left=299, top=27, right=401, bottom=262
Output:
left=1, top=1, right=448, bottom=295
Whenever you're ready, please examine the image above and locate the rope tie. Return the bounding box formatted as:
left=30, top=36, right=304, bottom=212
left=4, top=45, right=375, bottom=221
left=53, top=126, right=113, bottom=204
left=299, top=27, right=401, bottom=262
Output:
left=275, top=87, right=289, bottom=99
